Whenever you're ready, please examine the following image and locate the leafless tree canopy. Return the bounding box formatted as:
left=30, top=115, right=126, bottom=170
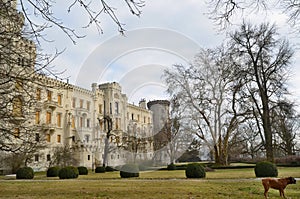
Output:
left=229, top=22, right=294, bottom=161
left=18, top=0, right=145, bottom=44
left=208, top=0, right=300, bottom=31
left=163, top=46, right=248, bottom=165
left=164, top=22, right=296, bottom=164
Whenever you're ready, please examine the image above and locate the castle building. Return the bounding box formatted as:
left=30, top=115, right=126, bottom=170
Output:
left=30, top=79, right=154, bottom=171
left=0, top=0, right=168, bottom=173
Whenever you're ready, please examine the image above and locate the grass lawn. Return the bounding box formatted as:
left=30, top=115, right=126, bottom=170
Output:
left=0, top=167, right=299, bottom=199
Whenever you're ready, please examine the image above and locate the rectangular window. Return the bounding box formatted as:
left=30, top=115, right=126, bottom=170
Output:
left=47, top=90, right=52, bottom=101
left=47, top=154, right=51, bottom=161
left=115, top=102, right=119, bottom=114
left=80, top=117, right=83, bottom=128
left=137, top=114, right=140, bottom=122
left=86, top=119, right=90, bottom=128
left=99, top=120, right=103, bottom=130
left=144, top=116, right=146, bottom=123
left=57, top=135, right=61, bottom=143
left=98, top=104, right=102, bottom=114
left=87, top=101, right=90, bottom=111
left=14, top=128, right=20, bottom=138
left=57, top=94, right=62, bottom=106
left=57, top=113, right=62, bottom=127
left=12, top=97, right=23, bottom=117
left=80, top=99, right=83, bottom=108
left=71, top=116, right=75, bottom=128
left=132, top=113, right=134, bottom=120
left=72, top=98, right=76, bottom=108
left=35, top=133, right=40, bottom=142
left=85, top=134, right=90, bottom=143
left=116, top=118, right=119, bottom=129
left=46, top=134, right=51, bottom=142
left=46, top=112, right=51, bottom=124
left=34, top=154, right=39, bottom=162
left=88, top=155, right=90, bottom=161
left=36, top=88, right=41, bottom=101
left=35, top=111, right=40, bottom=124
left=109, top=102, right=112, bottom=114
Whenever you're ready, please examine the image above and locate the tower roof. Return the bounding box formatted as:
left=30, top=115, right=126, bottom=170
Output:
left=147, top=100, right=170, bottom=109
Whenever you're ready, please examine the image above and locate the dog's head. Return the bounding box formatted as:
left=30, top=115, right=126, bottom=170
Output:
left=287, top=177, right=297, bottom=184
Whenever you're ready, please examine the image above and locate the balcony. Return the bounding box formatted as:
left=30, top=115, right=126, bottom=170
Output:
left=41, top=123, right=56, bottom=130
left=44, top=100, right=57, bottom=110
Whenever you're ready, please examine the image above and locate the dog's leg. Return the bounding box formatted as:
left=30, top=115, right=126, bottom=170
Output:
left=262, top=181, right=269, bottom=199
left=279, top=189, right=286, bottom=199
left=264, top=187, right=269, bottom=199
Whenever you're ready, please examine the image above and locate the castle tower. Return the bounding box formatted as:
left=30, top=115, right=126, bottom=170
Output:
left=147, top=100, right=170, bottom=164
left=147, top=100, right=170, bottom=136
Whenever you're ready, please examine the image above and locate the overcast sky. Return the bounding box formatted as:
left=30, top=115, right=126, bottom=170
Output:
left=30, top=1, right=300, bottom=105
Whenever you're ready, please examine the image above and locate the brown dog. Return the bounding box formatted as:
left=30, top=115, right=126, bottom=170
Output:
left=262, top=177, right=296, bottom=198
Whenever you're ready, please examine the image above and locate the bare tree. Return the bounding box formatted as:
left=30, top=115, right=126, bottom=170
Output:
left=229, top=120, right=264, bottom=161
left=271, top=100, right=300, bottom=156
left=49, top=145, right=78, bottom=167
left=166, top=96, right=193, bottom=164
left=164, top=46, right=248, bottom=165
left=207, top=0, right=300, bottom=32
left=230, top=22, right=294, bottom=162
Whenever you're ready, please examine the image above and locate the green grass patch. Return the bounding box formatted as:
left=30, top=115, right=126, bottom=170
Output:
left=0, top=167, right=299, bottom=198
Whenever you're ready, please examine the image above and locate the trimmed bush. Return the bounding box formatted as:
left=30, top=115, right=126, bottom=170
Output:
left=16, top=167, right=34, bottom=179
left=138, top=164, right=148, bottom=171
left=185, top=163, right=206, bottom=178
left=120, top=164, right=139, bottom=178
left=255, top=161, right=278, bottom=177
left=77, top=166, right=88, bottom=175
left=167, top=163, right=177, bottom=170
left=95, top=166, right=106, bottom=173
left=58, top=166, right=79, bottom=179
left=105, top=166, right=116, bottom=172
left=47, top=166, right=60, bottom=177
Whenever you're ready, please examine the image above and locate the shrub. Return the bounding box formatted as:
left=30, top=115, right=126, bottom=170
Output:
left=185, top=163, right=206, bottom=178
left=77, top=166, right=88, bottom=175
left=105, top=166, right=116, bottom=172
left=255, top=161, right=278, bottom=177
left=16, top=167, right=34, bottom=179
left=58, top=166, right=79, bottom=179
left=120, top=164, right=139, bottom=178
left=138, top=164, right=148, bottom=171
left=167, top=163, right=177, bottom=170
left=47, top=166, right=60, bottom=177
left=95, top=166, right=106, bottom=173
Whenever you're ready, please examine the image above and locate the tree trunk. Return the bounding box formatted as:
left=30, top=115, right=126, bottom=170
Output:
left=261, top=101, right=274, bottom=162
left=214, top=144, right=221, bottom=165
left=103, top=137, right=109, bottom=167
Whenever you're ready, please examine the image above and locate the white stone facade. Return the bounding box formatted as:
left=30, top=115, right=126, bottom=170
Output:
left=28, top=79, right=155, bottom=170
